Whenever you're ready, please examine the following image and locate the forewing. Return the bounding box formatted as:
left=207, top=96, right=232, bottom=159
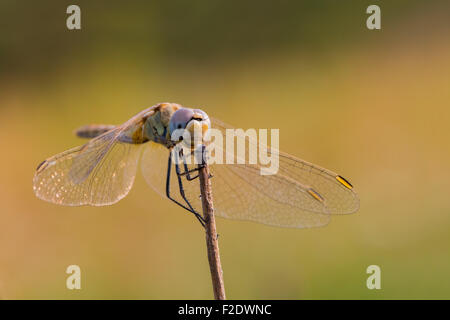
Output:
left=33, top=125, right=143, bottom=206
left=276, top=152, right=359, bottom=215
left=202, top=117, right=359, bottom=228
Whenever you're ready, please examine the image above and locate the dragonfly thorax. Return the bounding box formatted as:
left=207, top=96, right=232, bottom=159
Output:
left=142, top=103, right=182, bottom=147
left=142, top=103, right=210, bottom=149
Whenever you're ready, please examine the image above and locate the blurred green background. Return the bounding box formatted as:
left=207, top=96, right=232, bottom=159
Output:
left=1, top=0, right=450, bottom=299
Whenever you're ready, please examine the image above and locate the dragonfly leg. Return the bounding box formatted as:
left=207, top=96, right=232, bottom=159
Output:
left=182, top=156, right=200, bottom=181
left=175, top=148, right=201, bottom=181
left=179, top=145, right=213, bottom=180
left=166, top=152, right=205, bottom=228
left=174, top=160, right=205, bottom=222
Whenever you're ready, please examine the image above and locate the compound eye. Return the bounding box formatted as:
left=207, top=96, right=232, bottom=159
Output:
left=193, top=109, right=209, bottom=121
left=169, top=108, right=194, bottom=133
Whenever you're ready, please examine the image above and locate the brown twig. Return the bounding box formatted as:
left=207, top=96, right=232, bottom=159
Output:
left=198, top=163, right=226, bottom=300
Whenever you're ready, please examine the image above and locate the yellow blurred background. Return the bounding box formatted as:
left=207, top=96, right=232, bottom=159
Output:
left=1, top=1, right=450, bottom=299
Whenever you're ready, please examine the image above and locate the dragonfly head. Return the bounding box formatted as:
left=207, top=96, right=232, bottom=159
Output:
left=168, top=108, right=210, bottom=149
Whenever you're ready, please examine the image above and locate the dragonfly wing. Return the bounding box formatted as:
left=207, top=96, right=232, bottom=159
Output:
left=204, top=117, right=359, bottom=228
left=140, top=142, right=171, bottom=199
left=33, top=126, right=143, bottom=206
left=209, top=163, right=331, bottom=228
left=276, top=152, right=359, bottom=215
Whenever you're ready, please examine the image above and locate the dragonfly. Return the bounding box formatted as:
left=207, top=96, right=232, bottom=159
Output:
left=33, top=102, right=359, bottom=228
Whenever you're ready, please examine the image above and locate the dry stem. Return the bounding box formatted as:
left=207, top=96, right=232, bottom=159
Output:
left=198, top=163, right=226, bottom=300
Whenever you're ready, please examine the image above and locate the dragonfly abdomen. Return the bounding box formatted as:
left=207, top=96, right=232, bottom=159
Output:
left=75, top=124, right=116, bottom=139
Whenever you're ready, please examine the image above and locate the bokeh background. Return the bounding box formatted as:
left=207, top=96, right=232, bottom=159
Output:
left=1, top=0, right=450, bottom=299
